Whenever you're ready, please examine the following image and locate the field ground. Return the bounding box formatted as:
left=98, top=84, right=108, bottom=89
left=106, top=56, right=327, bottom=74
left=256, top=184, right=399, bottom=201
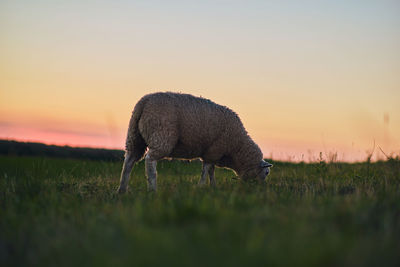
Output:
left=1, top=155, right=399, bottom=266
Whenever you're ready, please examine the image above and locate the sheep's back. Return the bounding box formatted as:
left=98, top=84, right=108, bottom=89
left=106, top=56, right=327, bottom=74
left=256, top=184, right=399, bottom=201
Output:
left=139, top=92, right=244, bottom=159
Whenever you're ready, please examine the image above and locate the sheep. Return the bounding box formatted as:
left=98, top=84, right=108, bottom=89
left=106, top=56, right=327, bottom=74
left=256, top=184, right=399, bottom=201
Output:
left=117, top=92, right=273, bottom=193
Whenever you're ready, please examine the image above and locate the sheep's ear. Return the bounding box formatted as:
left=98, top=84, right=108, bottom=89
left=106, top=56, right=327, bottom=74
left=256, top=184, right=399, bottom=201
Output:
left=261, top=161, right=273, bottom=168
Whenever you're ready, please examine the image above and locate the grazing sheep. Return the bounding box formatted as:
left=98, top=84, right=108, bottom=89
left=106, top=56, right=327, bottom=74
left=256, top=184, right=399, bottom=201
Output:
left=117, top=92, right=272, bottom=193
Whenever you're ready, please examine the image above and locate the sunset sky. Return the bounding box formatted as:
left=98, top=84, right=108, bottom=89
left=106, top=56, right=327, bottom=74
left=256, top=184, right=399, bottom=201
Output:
left=1, top=0, right=399, bottom=162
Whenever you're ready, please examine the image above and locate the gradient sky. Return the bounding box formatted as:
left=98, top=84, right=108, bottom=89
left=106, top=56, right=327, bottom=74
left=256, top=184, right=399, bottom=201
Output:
left=1, top=0, right=399, bottom=162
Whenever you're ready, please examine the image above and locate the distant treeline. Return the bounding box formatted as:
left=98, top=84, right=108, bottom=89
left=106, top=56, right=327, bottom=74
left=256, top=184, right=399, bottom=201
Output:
left=0, top=140, right=124, bottom=161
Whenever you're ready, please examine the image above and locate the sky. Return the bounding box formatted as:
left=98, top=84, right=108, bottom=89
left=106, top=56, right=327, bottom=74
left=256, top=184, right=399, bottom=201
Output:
left=1, top=0, right=399, bottom=162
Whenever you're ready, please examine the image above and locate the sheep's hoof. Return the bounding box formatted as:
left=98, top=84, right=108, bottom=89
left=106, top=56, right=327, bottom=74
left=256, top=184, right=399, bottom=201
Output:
left=117, top=187, right=127, bottom=194
left=197, top=182, right=207, bottom=187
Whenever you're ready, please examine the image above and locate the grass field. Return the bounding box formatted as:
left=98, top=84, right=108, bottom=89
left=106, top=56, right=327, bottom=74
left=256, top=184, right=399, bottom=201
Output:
left=1, top=155, right=399, bottom=266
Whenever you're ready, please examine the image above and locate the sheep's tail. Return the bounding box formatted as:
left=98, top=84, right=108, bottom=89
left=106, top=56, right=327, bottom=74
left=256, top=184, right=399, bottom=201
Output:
left=125, top=98, right=147, bottom=161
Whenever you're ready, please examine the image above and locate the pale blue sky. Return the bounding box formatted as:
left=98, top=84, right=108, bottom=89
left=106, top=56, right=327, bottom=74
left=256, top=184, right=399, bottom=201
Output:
left=1, top=0, right=399, bottom=161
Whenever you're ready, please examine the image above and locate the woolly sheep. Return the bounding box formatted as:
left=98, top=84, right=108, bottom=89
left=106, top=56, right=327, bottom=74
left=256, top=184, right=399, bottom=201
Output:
left=117, top=92, right=273, bottom=193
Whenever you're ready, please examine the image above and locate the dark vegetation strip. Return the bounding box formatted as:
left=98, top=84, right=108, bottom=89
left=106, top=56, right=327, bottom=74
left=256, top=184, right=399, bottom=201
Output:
left=0, top=140, right=124, bottom=161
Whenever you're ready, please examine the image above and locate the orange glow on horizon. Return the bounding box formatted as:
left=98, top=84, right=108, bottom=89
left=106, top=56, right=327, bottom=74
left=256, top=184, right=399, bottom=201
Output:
left=1, top=114, right=398, bottom=162
left=0, top=123, right=124, bottom=150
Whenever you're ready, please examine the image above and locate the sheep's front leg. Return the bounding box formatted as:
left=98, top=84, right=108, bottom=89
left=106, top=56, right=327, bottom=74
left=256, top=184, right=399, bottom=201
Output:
left=208, top=164, right=216, bottom=187
left=199, top=162, right=210, bottom=185
left=199, top=162, right=215, bottom=186
left=145, top=154, right=157, bottom=191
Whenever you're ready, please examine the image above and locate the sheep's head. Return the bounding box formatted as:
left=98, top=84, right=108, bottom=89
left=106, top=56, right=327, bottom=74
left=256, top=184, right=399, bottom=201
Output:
left=240, top=160, right=273, bottom=181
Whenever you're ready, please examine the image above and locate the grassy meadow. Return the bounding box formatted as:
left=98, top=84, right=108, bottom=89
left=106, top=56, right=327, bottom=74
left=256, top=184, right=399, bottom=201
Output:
left=1, top=155, right=399, bottom=266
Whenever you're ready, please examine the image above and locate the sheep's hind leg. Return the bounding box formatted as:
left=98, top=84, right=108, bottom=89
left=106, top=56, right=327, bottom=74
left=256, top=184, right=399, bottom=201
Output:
left=145, top=154, right=158, bottom=191
left=117, top=151, right=136, bottom=194
left=145, top=129, right=177, bottom=192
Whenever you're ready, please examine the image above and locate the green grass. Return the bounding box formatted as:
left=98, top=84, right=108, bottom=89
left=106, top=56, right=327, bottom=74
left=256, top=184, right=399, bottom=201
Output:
left=1, top=155, right=399, bottom=267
